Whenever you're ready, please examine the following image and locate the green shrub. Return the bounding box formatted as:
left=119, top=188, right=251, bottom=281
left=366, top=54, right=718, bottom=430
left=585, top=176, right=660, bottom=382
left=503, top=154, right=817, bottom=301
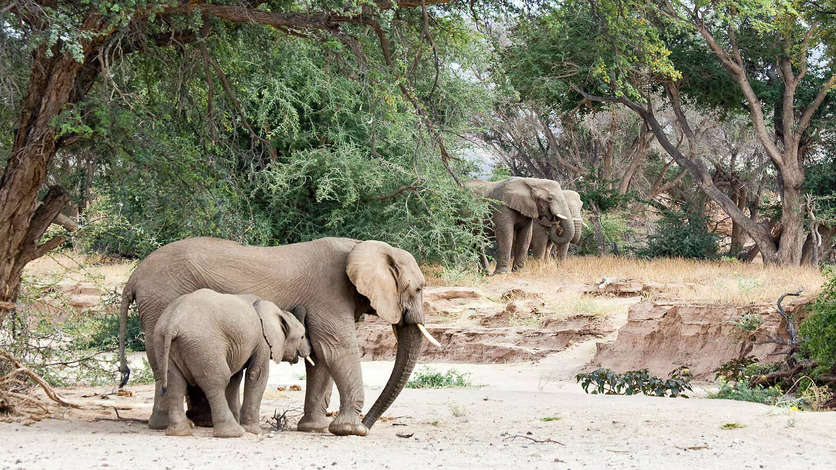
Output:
left=575, top=366, right=693, bottom=397
left=576, top=211, right=634, bottom=255
left=709, top=381, right=784, bottom=405
left=800, top=273, right=836, bottom=377
left=406, top=367, right=473, bottom=388
left=641, top=201, right=720, bottom=259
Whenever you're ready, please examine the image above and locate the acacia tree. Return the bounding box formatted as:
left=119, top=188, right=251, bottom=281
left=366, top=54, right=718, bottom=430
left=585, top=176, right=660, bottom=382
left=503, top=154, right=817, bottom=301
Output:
left=505, top=0, right=835, bottom=265
left=0, top=0, right=461, bottom=320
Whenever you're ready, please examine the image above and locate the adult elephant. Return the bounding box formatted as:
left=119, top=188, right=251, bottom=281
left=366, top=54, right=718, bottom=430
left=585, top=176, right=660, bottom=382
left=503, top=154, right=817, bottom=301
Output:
left=530, top=189, right=585, bottom=260
left=466, top=177, right=574, bottom=274
left=117, top=237, right=439, bottom=437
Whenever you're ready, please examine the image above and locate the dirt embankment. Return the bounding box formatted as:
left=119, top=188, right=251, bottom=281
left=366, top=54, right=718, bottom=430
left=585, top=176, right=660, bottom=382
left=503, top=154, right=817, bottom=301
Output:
left=592, top=297, right=812, bottom=378
left=358, top=280, right=814, bottom=379
left=23, top=255, right=819, bottom=379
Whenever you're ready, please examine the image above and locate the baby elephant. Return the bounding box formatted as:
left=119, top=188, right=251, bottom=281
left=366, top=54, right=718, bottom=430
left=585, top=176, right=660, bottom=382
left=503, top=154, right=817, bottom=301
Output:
left=153, top=288, right=312, bottom=438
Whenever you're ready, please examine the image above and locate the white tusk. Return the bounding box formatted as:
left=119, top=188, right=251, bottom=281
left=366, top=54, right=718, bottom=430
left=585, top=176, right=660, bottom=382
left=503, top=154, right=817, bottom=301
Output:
left=417, top=323, right=441, bottom=348
left=555, top=214, right=568, bottom=220
left=582, top=221, right=590, bottom=228
left=305, top=356, right=315, bottom=367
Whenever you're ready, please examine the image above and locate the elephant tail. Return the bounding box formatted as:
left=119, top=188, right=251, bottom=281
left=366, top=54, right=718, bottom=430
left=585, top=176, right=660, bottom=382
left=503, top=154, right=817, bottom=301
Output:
left=160, top=330, right=175, bottom=396
left=117, top=280, right=135, bottom=388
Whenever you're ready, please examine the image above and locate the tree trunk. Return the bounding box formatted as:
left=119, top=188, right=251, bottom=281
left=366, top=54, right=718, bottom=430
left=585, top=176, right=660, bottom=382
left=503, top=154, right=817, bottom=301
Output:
left=775, top=168, right=806, bottom=265
left=0, top=44, right=91, bottom=322
left=590, top=203, right=605, bottom=255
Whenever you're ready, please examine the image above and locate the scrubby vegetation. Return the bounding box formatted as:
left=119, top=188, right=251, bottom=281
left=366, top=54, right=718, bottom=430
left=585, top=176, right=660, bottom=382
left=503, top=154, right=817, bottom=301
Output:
left=406, top=367, right=473, bottom=389
left=575, top=367, right=693, bottom=398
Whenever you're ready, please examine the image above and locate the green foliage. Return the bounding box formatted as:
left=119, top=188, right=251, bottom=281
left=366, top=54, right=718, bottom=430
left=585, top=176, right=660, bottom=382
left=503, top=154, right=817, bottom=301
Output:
left=710, top=381, right=784, bottom=406
left=734, top=313, right=764, bottom=334
left=0, top=278, right=126, bottom=386
left=56, top=23, right=492, bottom=266
left=406, top=367, right=473, bottom=389
left=576, top=211, right=634, bottom=255
left=575, top=366, right=693, bottom=398
left=641, top=202, right=720, bottom=259
left=576, top=177, right=634, bottom=213
left=800, top=273, right=836, bottom=376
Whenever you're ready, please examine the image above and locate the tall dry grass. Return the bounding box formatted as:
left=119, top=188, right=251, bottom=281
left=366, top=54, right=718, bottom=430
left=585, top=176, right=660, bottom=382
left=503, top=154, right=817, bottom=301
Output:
left=425, top=256, right=826, bottom=305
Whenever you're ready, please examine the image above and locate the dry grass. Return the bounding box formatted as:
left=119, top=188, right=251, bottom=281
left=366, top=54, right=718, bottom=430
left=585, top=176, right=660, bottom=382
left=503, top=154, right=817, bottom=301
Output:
left=423, top=256, right=826, bottom=306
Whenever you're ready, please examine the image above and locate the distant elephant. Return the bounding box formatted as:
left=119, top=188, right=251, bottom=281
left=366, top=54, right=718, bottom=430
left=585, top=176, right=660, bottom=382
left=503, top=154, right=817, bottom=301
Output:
left=530, top=189, right=585, bottom=260
left=466, top=177, right=574, bottom=274
left=154, top=289, right=312, bottom=438
left=118, top=237, right=439, bottom=437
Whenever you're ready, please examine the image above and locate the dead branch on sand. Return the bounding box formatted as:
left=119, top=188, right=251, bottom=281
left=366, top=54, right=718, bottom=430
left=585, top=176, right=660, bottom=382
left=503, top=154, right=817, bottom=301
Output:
left=0, top=346, right=81, bottom=421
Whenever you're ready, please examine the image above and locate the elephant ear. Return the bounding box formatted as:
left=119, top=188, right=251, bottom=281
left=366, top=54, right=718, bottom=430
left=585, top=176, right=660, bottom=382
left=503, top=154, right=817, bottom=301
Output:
left=496, top=178, right=538, bottom=219
left=346, top=240, right=402, bottom=324
left=253, top=300, right=286, bottom=361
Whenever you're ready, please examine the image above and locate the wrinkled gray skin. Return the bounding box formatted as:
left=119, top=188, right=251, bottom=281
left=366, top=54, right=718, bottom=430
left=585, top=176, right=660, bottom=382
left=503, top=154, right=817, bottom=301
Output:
left=119, top=237, right=427, bottom=437
left=154, top=289, right=311, bottom=438
left=467, top=177, right=574, bottom=274
left=530, top=189, right=584, bottom=260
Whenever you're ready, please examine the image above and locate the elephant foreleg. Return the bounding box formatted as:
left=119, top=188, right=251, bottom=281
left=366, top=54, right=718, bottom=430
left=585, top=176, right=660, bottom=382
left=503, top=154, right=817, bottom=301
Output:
left=529, top=224, right=549, bottom=260
left=325, top=344, right=367, bottom=436
left=297, top=358, right=334, bottom=432
left=226, top=369, right=243, bottom=423
left=556, top=242, right=570, bottom=261
left=511, top=220, right=533, bottom=271
left=239, top=355, right=269, bottom=435
left=493, top=215, right=515, bottom=274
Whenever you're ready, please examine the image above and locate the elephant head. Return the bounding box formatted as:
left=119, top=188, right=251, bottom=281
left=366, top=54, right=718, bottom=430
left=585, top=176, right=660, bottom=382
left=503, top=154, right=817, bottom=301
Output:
left=563, top=190, right=585, bottom=245
left=494, top=177, right=575, bottom=246
left=346, top=240, right=439, bottom=428
left=253, top=299, right=312, bottom=364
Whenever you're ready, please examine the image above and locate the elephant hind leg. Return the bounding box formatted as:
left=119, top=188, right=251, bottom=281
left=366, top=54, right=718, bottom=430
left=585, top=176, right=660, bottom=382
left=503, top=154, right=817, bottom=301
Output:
left=165, top=367, right=191, bottom=437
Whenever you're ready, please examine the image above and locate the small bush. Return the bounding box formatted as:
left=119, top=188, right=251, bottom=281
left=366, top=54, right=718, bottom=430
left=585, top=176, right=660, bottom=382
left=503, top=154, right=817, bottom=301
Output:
left=641, top=202, right=720, bottom=259
left=800, top=274, right=836, bottom=376
left=734, top=313, right=764, bottom=334
left=575, top=366, right=693, bottom=397
left=406, top=367, right=472, bottom=388
left=576, top=211, right=634, bottom=256
left=709, top=381, right=784, bottom=405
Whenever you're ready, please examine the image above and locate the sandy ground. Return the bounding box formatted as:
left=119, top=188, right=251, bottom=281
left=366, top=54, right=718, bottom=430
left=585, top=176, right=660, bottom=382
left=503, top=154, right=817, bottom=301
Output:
left=2, top=348, right=835, bottom=469
left=4, top=253, right=834, bottom=469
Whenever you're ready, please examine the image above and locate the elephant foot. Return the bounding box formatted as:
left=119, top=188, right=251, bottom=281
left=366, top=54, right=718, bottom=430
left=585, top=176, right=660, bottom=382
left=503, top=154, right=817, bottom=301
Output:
left=213, top=423, right=245, bottom=438
left=242, top=422, right=262, bottom=435
left=329, top=415, right=368, bottom=436
left=493, top=267, right=510, bottom=275
left=296, top=415, right=332, bottom=433
left=148, top=411, right=169, bottom=430
left=165, top=421, right=193, bottom=437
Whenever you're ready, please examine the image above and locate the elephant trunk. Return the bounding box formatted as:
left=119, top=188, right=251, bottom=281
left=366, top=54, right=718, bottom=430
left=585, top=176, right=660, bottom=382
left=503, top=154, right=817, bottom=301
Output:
left=361, top=323, right=423, bottom=429
left=571, top=219, right=583, bottom=244
left=548, top=216, right=575, bottom=245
